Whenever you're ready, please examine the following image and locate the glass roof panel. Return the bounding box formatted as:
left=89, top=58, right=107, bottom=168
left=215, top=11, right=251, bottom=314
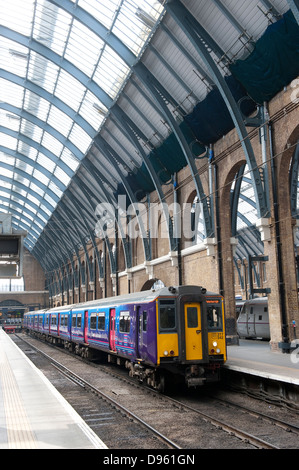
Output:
left=37, top=153, right=56, bottom=173
left=54, top=166, right=71, bottom=186
left=0, top=0, right=35, bottom=36
left=93, top=45, right=131, bottom=99
left=112, top=0, right=164, bottom=55
left=33, top=1, right=72, bottom=55
left=15, top=159, right=34, bottom=175
left=54, top=69, right=86, bottom=112
left=79, top=91, right=107, bottom=131
left=20, top=120, right=43, bottom=143
left=18, top=143, right=38, bottom=161
left=0, top=78, right=24, bottom=107
left=68, top=124, right=92, bottom=153
left=0, top=38, right=28, bottom=78
left=78, top=0, right=121, bottom=30
left=65, top=19, right=104, bottom=76
left=41, top=132, right=64, bottom=156
left=28, top=52, right=60, bottom=93
left=0, top=132, right=17, bottom=150
left=47, top=105, right=73, bottom=137
left=60, top=148, right=80, bottom=172
left=0, top=111, right=20, bottom=131
left=24, top=89, right=50, bottom=121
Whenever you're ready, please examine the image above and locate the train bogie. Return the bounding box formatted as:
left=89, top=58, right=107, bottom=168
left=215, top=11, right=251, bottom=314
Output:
left=24, top=286, right=226, bottom=391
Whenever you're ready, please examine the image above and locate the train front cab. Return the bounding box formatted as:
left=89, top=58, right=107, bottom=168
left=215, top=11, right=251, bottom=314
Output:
left=156, top=286, right=226, bottom=388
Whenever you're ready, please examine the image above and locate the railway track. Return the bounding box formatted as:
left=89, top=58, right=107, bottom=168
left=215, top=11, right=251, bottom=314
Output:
left=14, top=333, right=299, bottom=449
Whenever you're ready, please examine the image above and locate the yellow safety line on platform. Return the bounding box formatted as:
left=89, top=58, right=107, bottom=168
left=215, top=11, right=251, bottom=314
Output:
left=0, top=344, right=38, bottom=449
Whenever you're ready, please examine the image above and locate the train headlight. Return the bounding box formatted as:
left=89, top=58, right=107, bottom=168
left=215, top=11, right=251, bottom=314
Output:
left=216, top=348, right=221, bottom=354
left=163, top=350, right=168, bottom=356
left=212, top=341, right=218, bottom=347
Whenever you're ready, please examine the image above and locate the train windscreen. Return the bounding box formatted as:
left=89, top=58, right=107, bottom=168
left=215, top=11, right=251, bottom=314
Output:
left=206, top=299, right=223, bottom=331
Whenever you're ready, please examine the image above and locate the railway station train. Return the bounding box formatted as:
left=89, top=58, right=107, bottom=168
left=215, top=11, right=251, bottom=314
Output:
left=24, top=285, right=226, bottom=392
left=237, top=297, right=270, bottom=340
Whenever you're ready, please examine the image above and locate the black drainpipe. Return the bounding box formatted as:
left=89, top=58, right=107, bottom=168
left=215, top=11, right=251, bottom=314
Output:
left=212, top=157, right=224, bottom=296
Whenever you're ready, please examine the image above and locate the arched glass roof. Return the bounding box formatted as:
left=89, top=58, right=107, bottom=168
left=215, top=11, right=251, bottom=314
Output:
left=0, top=0, right=297, bottom=272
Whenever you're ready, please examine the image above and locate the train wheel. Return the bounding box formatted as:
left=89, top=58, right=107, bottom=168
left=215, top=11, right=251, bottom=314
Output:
left=156, top=373, right=165, bottom=393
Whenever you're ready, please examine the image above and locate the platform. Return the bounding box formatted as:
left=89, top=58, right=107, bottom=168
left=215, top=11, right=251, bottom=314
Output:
left=226, top=339, right=299, bottom=386
left=0, top=328, right=107, bottom=449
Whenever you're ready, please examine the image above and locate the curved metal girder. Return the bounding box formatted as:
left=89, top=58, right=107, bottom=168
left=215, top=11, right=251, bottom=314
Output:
left=48, top=0, right=137, bottom=66
left=0, top=144, right=67, bottom=192
left=0, top=70, right=95, bottom=138
left=95, top=135, right=151, bottom=261
left=290, top=142, right=299, bottom=217
left=0, top=201, right=45, bottom=238
left=0, top=102, right=85, bottom=160
left=166, top=0, right=270, bottom=220
left=111, top=104, right=177, bottom=252
left=73, top=170, right=119, bottom=274
left=0, top=188, right=49, bottom=225
left=58, top=200, right=93, bottom=286
left=231, top=164, right=246, bottom=237
left=0, top=26, right=114, bottom=110
left=0, top=125, right=74, bottom=178
left=286, top=0, right=299, bottom=24
left=134, top=62, right=214, bottom=238
left=67, top=190, right=104, bottom=280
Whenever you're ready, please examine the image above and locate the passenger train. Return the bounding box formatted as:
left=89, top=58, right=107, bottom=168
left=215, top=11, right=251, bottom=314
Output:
left=237, top=297, right=270, bottom=340
left=24, top=285, right=226, bottom=392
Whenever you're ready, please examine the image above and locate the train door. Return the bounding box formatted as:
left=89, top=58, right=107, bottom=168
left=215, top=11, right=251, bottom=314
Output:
left=137, top=307, right=147, bottom=359
left=184, top=303, right=203, bottom=361
left=109, top=308, right=116, bottom=351
left=57, top=313, right=60, bottom=336
left=84, top=310, right=88, bottom=344
left=247, top=306, right=256, bottom=337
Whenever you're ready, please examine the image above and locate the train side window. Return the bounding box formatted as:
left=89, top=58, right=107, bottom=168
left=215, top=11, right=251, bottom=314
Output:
left=98, top=313, right=106, bottom=330
left=259, top=315, right=262, bottom=320
left=77, top=314, right=82, bottom=328
left=90, top=313, right=97, bottom=330
left=187, top=307, right=198, bottom=328
left=119, top=311, right=130, bottom=333
left=143, top=311, right=147, bottom=332
left=159, top=300, right=176, bottom=331
left=72, top=315, right=76, bottom=327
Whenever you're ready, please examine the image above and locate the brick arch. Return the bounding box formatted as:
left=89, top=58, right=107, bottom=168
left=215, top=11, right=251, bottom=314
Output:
left=220, top=159, right=247, bottom=238
left=277, top=123, right=299, bottom=186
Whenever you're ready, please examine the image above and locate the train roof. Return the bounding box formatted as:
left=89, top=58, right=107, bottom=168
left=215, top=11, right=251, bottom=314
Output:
left=25, top=285, right=215, bottom=315
left=243, top=297, right=268, bottom=304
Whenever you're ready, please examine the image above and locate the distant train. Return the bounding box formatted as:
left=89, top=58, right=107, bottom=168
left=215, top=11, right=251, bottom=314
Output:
left=24, top=285, right=226, bottom=392
left=237, top=297, right=270, bottom=340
